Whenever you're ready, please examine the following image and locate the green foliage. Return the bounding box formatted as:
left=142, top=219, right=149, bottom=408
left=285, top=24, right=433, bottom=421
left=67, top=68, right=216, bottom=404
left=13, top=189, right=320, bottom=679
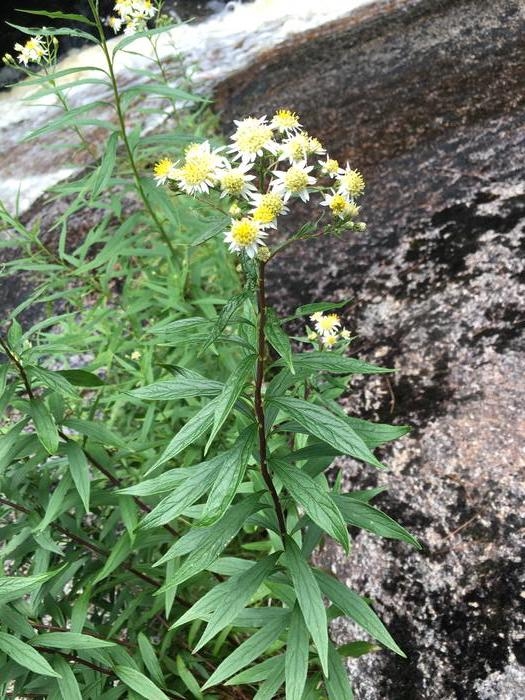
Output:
left=0, top=2, right=419, bottom=697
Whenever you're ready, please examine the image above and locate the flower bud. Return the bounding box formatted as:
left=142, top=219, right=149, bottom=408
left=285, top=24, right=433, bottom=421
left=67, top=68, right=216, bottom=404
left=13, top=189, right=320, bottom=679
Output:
left=256, top=245, right=271, bottom=262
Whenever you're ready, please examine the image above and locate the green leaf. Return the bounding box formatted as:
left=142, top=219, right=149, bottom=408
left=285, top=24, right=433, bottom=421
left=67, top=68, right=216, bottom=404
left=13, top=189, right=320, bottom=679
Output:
left=17, top=8, right=96, bottom=25
left=147, top=397, right=219, bottom=474
left=114, top=666, right=169, bottom=700
left=27, top=366, right=77, bottom=398
left=138, top=633, right=164, bottom=688
left=202, top=615, right=289, bottom=689
left=266, top=308, right=294, bottom=375
left=31, top=632, right=116, bottom=650
left=194, top=553, right=280, bottom=652
left=54, top=655, right=82, bottom=700
left=314, top=569, right=405, bottom=656
left=272, top=460, right=349, bottom=553
left=93, top=534, right=132, bottom=585
left=63, top=419, right=127, bottom=449
left=332, top=495, right=421, bottom=548
left=30, top=398, right=59, bottom=454
left=137, top=456, right=220, bottom=529
left=36, top=474, right=73, bottom=532
left=191, top=216, right=230, bottom=246
left=226, top=654, right=284, bottom=684
left=57, top=369, right=104, bottom=387
left=63, top=442, right=90, bottom=513
left=337, top=641, right=380, bottom=657
left=175, top=654, right=203, bottom=699
left=91, top=131, right=118, bottom=197
left=200, top=291, right=251, bottom=353
left=154, top=495, right=264, bottom=588
left=0, top=631, right=61, bottom=678
left=325, top=641, right=353, bottom=699
left=199, top=428, right=255, bottom=526
left=127, top=377, right=223, bottom=401
left=274, top=351, right=393, bottom=375
left=0, top=568, right=62, bottom=605
left=285, top=604, right=309, bottom=700
left=291, top=300, right=350, bottom=319
left=118, top=457, right=219, bottom=497
left=268, top=396, right=385, bottom=469
left=284, top=536, right=328, bottom=676
left=0, top=363, right=8, bottom=396
left=205, top=355, right=255, bottom=453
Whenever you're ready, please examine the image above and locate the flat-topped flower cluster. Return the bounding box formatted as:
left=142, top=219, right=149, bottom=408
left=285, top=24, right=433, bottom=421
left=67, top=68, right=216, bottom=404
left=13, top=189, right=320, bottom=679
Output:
left=107, top=0, right=158, bottom=35
left=154, top=110, right=366, bottom=258
left=307, top=311, right=352, bottom=350
left=3, top=34, right=57, bottom=67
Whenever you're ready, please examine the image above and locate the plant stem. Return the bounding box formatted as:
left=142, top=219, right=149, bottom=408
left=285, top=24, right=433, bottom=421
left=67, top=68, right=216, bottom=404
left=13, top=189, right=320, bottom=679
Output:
left=254, top=261, right=286, bottom=541
left=87, top=0, right=177, bottom=258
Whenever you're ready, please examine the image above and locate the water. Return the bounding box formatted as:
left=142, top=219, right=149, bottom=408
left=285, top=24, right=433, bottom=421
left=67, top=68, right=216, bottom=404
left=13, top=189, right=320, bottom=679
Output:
left=0, top=0, right=374, bottom=215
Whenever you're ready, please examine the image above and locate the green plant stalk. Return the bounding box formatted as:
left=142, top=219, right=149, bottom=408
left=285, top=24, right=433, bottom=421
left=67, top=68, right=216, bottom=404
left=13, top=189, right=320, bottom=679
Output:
left=254, top=260, right=286, bottom=540
left=87, top=0, right=177, bottom=258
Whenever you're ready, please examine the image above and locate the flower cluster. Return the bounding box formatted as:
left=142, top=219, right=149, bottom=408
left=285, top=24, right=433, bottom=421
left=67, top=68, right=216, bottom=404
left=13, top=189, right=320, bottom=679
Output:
left=154, top=109, right=366, bottom=258
left=307, top=311, right=352, bottom=350
left=3, top=34, right=57, bottom=67
left=106, top=0, right=158, bottom=35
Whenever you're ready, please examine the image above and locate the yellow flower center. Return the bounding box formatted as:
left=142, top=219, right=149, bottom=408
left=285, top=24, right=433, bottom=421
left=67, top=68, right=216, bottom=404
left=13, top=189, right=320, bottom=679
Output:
left=153, top=158, right=174, bottom=178
left=252, top=205, right=275, bottom=225
left=231, top=218, right=259, bottom=246
left=317, top=314, right=340, bottom=333
left=259, top=192, right=284, bottom=216
left=307, top=137, right=323, bottom=153
left=340, top=169, right=365, bottom=196
left=284, top=167, right=309, bottom=193
left=234, top=123, right=273, bottom=154
left=273, top=109, right=300, bottom=129
left=329, top=194, right=349, bottom=216
left=285, top=134, right=309, bottom=160
left=220, top=171, right=246, bottom=195
left=322, top=158, right=340, bottom=175
left=180, top=157, right=213, bottom=186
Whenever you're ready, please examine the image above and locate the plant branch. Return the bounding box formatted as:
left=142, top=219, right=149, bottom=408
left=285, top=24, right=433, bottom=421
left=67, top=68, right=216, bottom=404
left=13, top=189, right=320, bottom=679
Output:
left=254, top=261, right=286, bottom=540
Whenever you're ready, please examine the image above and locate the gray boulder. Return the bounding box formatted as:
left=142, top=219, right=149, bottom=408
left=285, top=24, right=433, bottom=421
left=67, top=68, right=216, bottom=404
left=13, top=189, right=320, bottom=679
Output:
left=214, top=0, right=525, bottom=697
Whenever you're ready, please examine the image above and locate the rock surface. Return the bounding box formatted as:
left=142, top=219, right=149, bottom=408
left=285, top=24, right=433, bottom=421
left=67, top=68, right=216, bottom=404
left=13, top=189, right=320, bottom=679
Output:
left=214, top=0, right=525, bottom=697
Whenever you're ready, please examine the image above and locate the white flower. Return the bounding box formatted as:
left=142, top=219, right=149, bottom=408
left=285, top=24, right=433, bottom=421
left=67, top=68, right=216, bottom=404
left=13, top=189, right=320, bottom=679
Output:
left=272, top=163, right=316, bottom=202
left=224, top=217, right=268, bottom=258
left=229, top=116, right=277, bottom=162
left=270, top=109, right=302, bottom=134
left=320, top=190, right=357, bottom=220
left=153, top=157, right=178, bottom=186
left=15, top=36, right=47, bottom=66
left=336, top=166, right=365, bottom=197
left=107, top=15, right=124, bottom=33
left=249, top=191, right=288, bottom=228
left=310, top=312, right=341, bottom=337
left=218, top=162, right=257, bottom=200
left=174, top=141, right=224, bottom=195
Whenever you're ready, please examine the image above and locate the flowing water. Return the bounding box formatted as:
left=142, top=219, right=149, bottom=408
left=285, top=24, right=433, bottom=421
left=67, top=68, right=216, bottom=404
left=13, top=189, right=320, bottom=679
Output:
left=0, top=0, right=373, bottom=215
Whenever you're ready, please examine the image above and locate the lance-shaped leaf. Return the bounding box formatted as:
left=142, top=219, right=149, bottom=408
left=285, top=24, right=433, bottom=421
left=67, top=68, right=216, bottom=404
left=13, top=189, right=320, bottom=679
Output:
left=283, top=536, right=328, bottom=676
left=63, top=441, right=90, bottom=513
left=199, top=428, right=256, bottom=526
left=30, top=397, right=59, bottom=455
left=147, top=397, right=219, bottom=474
left=31, top=632, right=116, bottom=650
left=274, top=351, right=392, bottom=375
left=137, top=457, right=220, bottom=530
left=268, top=396, right=385, bottom=469
left=285, top=604, right=310, bottom=700
left=202, top=614, right=289, bottom=689
left=289, top=300, right=350, bottom=320
left=0, top=631, right=61, bottom=678
left=194, top=553, right=280, bottom=652
left=314, top=569, right=405, bottom=656
left=325, top=641, right=354, bottom=699
left=54, top=655, right=82, bottom=700
left=200, top=290, right=251, bottom=353
left=114, top=666, right=169, bottom=700
left=205, top=355, right=255, bottom=453
left=126, top=376, right=223, bottom=401
left=332, top=495, right=421, bottom=548
left=266, top=308, right=294, bottom=375
left=272, top=460, right=349, bottom=553
left=0, top=568, right=62, bottom=605
left=154, top=495, right=264, bottom=589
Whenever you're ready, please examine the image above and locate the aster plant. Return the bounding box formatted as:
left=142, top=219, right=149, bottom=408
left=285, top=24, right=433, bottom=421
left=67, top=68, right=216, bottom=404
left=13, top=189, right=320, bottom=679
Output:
left=142, top=111, right=420, bottom=696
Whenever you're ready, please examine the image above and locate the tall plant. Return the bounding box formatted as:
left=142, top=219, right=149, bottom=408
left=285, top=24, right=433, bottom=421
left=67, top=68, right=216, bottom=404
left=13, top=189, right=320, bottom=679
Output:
left=0, top=3, right=419, bottom=698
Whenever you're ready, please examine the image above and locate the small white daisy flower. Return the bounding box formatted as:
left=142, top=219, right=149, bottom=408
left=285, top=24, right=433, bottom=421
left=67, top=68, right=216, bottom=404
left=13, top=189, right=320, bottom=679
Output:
left=218, top=162, right=257, bottom=200
left=153, top=157, right=178, bottom=186
left=320, top=190, right=357, bottom=220
left=270, top=109, right=302, bottom=134
left=175, top=141, right=224, bottom=195
left=312, top=312, right=341, bottom=337
left=336, top=166, right=365, bottom=197
left=224, top=217, right=268, bottom=258
left=272, top=163, right=316, bottom=202
left=229, top=116, right=277, bottom=162
left=15, top=36, right=47, bottom=66
left=322, top=333, right=339, bottom=349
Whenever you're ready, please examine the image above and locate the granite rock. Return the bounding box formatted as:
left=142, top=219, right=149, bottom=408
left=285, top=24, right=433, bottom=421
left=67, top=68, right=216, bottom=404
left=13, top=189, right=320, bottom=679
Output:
left=214, top=0, right=525, bottom=697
